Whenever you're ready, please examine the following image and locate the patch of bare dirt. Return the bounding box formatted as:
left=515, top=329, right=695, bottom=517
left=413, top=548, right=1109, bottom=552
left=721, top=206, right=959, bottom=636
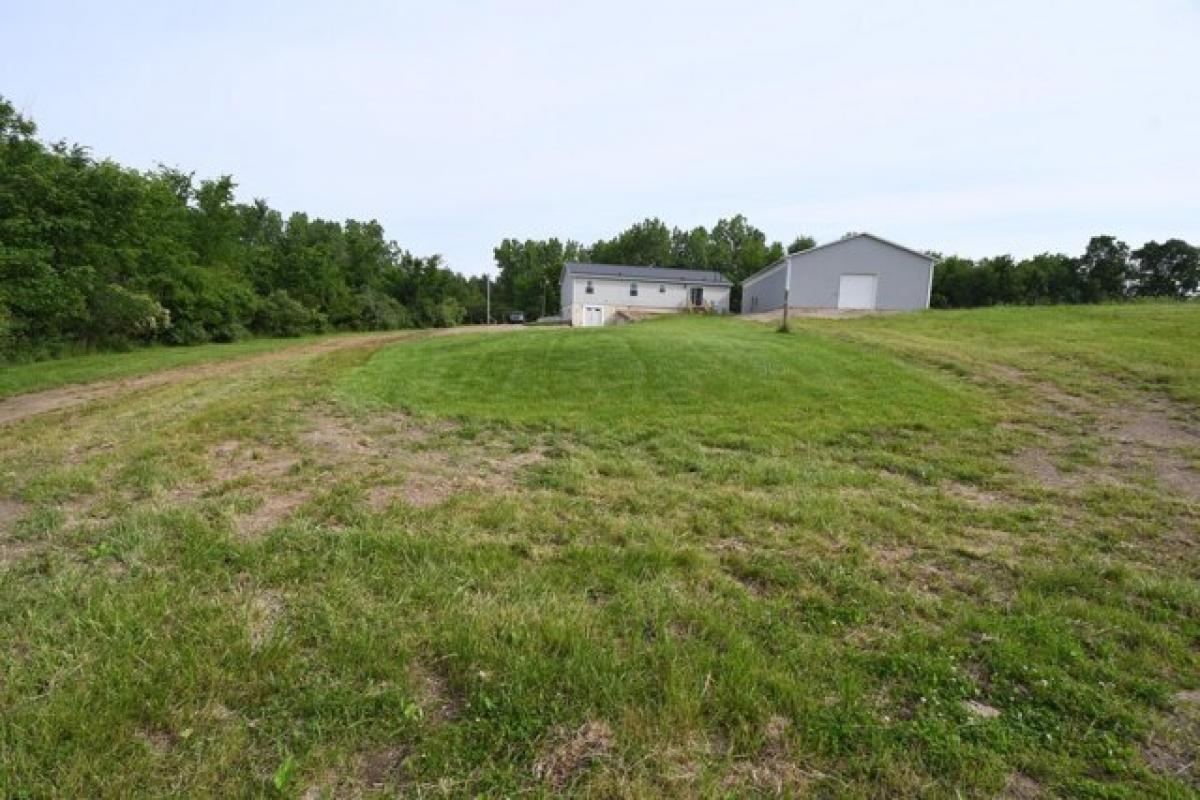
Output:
left=722, top=715, right=812, bottom=795
left=725, top=568, right=773, bottom=598
left=1108, top=402, right=1200, bottom=450
left=1011, top=447, right=1087, bottom=491
left=357, top=746, right=410, bottom=789
left=157, top=440, right=311, bottom=536
left=0, top=498, right=35, bottom=566
left=1150, top=457, right=1200, bottom=503
left=0, top=538, right=38, bottom=568
left=235, top=490, right=310, bottom=538
left=1000, top=772, right=1043, bottom=799
left=367, top=481, right=438, bottom=510
left=873, top=544, right=914, bottom=568
left=1001, top=375, right=1200, bottom=502
left=248, top=590, right=285, bottom=650
left=138, top=725, right=179, bottom=755
left=63, top=437, right=118, bottom=466
left=0, top=326, right=526, bottom=428
left=208, top=441, right=298, bottom=485
left=952, top=527, right=1021, bottom=565
left=943, top=480, right=1007, bottom=508
left=0, top=497, right=28, bottom=533
left=302, top=408, right=546, bottom=510
left=46, top=404, right=545, bottom=541
left=408, top=661, right=462, bottom=722
left=384, top=449, right=546, bottom=509
left=532, top=720, right=614, bottom=790
left=654, top=734, right=717, bottom=790
left=962, top=699, right=1001, bottom=720
left=300, top=417, right=385, bottom=456
left=870, top=542, right=1009, bottom=602
left=708, top=537, right=751, bottom=554
left=1143, top=690, right=1200, bottom=787
left=974, top=363, right=1089, bottom=416
left=1033, top=381, right=1094, bottom=415
left=1098, top=400, right=1200, bottom=503
left=299, top=745, right=413, bottom=799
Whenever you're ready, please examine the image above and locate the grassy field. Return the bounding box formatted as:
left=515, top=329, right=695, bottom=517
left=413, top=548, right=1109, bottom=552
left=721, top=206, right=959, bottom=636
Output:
left=1, top=305, right=1197, bottom=797
left=0, top=335, right=337, bottom=399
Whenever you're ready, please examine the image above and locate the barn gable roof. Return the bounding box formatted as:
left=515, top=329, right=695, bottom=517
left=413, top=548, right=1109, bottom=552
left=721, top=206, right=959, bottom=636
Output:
left=741, top=233, right=935, bottom=287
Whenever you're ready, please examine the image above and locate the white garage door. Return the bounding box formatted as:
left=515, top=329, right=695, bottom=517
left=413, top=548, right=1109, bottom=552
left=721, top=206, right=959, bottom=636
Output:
left=837, top=274, right=877, bottom=310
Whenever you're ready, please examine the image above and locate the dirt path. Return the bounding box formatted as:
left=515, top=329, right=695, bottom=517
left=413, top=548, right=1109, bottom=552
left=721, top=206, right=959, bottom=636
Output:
left=0, top=326, right=523, bottom=428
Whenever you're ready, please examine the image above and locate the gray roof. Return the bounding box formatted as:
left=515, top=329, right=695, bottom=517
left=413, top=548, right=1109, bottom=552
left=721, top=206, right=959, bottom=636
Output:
left=563, top=262, right=731, bottom=286
left=741, top=232, right=935, bottom=286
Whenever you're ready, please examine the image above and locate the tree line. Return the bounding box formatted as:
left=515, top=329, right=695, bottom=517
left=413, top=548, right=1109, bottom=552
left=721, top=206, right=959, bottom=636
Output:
left=931, top=236, right=1199, bottom=308
left=0, top=96, right=489, bottom=359
left=495, top=220, right=1198, bottom=316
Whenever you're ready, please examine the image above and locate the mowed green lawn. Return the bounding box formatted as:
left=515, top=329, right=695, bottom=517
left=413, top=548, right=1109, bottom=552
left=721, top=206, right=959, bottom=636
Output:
left=1, top=305, right=1197, bottom=797
left=344, top=316, right=986, bottom=434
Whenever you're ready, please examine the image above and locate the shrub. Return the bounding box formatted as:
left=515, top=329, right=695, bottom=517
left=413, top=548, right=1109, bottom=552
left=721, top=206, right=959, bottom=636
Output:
left=0, top=302, right=12, bottom=358
left=355, top=289, right=413, bottom=330
left=152, top=266, right=257, bottom=345
left=254, top=290, right=324, bottom=337
left=85, top=283, right=171, bottom=347
left=418, top=296, right=466, bottom=328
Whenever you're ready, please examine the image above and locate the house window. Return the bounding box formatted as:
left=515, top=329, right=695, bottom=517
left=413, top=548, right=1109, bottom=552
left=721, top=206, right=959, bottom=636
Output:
left=585, top=280, right=594, bottom=294
left=630, top=282, right=638, bottom=297
left=658, top=284, right=666, bottom=293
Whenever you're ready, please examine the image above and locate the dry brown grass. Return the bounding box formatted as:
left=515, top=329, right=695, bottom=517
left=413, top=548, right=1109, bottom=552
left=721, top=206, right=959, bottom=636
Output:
left=247, top=589, right=286, bottom=651
left=721, top=715, right=813, bottom=796
left=532, top=720, right=615, bottom=790
left=1142, top=690, right=1200, bottom=787
left=300, top=408, right=546, bottom=511
left=1000, top=772, right=1044, bottom=799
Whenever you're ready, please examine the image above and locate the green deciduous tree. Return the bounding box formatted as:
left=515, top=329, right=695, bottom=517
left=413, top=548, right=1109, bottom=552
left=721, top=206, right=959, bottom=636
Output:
left=1077, top=236, right=1132, bottom=301
left=787, top=235, right=816, bottom=254
left=1133, top=239, right=1200, bottom=299
left=493, top=238, right=580, bottom=320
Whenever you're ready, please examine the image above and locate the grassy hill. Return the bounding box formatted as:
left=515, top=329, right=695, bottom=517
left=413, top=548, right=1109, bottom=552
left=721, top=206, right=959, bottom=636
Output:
left=1, top=305, right=1197, bottom=797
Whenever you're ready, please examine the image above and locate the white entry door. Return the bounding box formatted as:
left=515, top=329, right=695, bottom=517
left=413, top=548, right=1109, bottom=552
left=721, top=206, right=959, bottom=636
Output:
left=583, top=305, right=604, bottom=326
left=837, top=274, right=878, bottom=310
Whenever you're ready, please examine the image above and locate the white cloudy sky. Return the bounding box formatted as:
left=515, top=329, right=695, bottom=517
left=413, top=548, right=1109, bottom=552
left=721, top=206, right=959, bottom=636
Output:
left=4, top=0, right=1199, bottom=273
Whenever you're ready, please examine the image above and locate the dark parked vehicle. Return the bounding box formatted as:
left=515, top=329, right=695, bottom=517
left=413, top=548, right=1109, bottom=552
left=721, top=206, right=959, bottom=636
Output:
left=508, top=311, right=526, bottom=324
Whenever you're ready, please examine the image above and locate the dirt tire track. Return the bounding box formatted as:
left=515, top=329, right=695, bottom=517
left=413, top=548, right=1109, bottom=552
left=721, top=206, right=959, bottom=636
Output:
left=0, top=326, right=525, bottom=428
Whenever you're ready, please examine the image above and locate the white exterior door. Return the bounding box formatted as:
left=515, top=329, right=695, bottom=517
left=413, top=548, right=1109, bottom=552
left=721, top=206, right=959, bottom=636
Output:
left=837, top=274, right=878, bottom=310
left=583, top=305, right=604, bottom=326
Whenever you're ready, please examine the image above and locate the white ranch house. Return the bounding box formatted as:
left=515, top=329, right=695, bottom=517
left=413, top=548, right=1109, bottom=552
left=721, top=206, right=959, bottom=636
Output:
left=560, top=263, right=732, bottom=326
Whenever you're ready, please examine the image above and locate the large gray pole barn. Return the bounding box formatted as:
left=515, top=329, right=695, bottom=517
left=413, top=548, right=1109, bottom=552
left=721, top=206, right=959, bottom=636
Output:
left=741, top=233, right=935, bottom=314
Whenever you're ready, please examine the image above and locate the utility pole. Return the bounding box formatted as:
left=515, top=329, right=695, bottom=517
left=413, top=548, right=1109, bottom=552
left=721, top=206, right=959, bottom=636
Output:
left=541, top=278, right=547, bottom=319
left=485, top=274, right=491, bottom=324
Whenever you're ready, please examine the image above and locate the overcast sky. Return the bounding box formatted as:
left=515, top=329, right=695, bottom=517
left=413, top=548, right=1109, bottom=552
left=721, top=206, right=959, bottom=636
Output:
left=4, top=1, right=1199, bottom=274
